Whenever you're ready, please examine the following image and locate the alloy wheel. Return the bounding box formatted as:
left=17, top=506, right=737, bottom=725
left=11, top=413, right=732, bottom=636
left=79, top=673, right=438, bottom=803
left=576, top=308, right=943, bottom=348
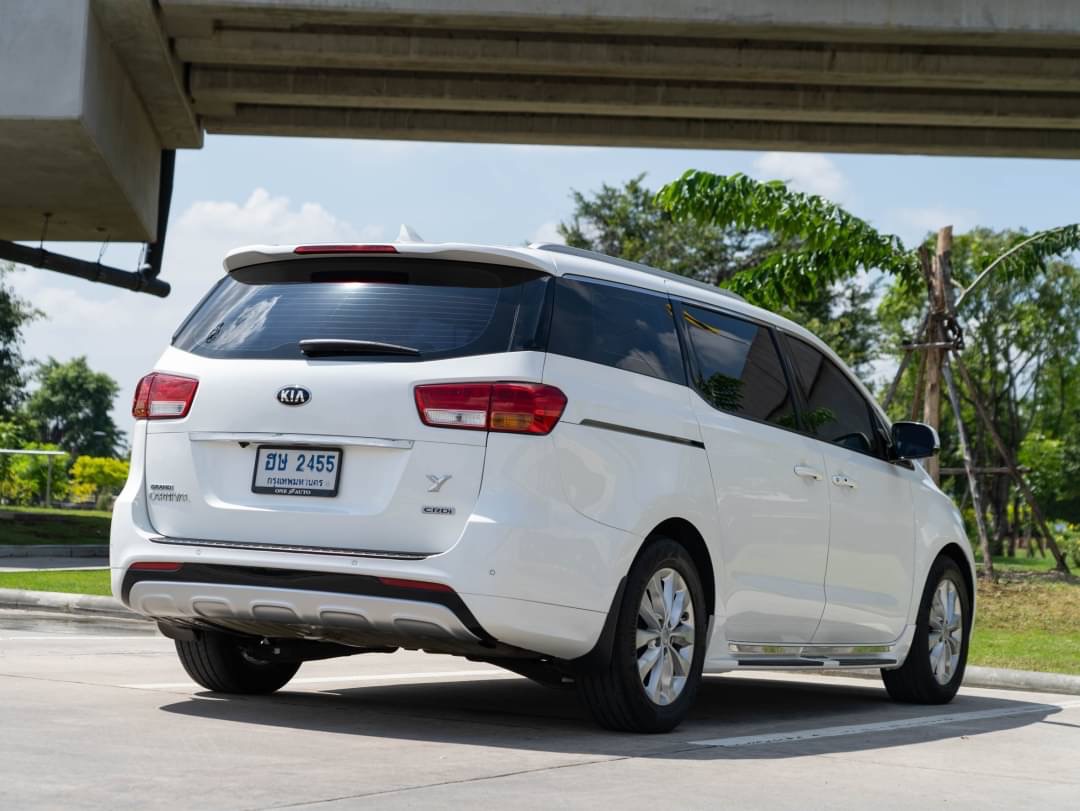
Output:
left=636, top=567, right=696, bottom=706
left=927, top=577, right=964, bottom=685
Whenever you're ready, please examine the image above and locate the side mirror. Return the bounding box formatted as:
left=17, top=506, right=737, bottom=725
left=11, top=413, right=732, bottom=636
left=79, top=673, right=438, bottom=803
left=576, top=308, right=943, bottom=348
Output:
left=890, top=421, right=939, bottom=460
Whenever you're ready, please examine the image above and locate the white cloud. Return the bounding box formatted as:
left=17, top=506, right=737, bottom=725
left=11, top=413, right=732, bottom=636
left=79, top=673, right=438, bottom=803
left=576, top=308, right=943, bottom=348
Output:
left=13, top=189, right=382, bottom=430
left=891, top=206, right=979, bottom=236
left=752, top=152, right=852, bottom=203
left=529, top=220, right=564, bottom=245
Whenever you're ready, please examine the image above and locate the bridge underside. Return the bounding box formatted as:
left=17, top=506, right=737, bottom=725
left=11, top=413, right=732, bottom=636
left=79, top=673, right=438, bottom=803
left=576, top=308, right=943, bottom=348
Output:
left=4, top=0, right=1080, bottom=243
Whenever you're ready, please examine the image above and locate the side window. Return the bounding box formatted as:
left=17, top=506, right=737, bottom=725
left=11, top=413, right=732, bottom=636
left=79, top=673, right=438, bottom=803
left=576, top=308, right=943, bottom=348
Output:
left=681, top=304, right=797, bottom=428
left=547, top=277, right=685, bottom=384
left=786, top=337, right=881, bottom=457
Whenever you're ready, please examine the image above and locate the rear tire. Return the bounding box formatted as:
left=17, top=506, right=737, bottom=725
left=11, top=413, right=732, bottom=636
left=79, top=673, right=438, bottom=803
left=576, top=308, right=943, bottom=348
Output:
left=175, top=631, right=300, bottom=695
left=577, top=537, right=707, bottom=733
left=882, top=555, right=971, bottom=704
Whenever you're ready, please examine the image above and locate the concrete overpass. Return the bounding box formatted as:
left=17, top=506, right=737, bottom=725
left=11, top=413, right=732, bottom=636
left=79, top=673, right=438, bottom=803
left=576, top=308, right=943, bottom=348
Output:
left=3, top=0, right=1080, bottom=291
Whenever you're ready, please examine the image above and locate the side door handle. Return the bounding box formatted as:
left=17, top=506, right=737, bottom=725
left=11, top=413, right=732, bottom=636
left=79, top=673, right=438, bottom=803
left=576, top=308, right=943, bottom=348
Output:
left=793, top=465, right=823, bottom=481
left=831, top=474, right=858, bottom=489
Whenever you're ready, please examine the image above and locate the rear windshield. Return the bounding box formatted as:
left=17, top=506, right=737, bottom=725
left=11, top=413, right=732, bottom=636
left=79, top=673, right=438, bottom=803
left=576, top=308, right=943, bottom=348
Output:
left=172, top=258, right=552, bottom=361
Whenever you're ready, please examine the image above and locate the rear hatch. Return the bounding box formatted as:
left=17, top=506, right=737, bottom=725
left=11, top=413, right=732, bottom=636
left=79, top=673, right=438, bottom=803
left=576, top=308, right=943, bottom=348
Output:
left=142, top=253, right=552, bottom=557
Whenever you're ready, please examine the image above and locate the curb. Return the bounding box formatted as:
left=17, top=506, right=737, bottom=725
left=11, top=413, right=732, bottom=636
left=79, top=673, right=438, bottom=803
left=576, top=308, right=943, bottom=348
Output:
left=799, top=665, right=1080, bottom=696
left=0, top=545, right=109, bottom=558
left=0, top=588, right=142, bottom=620
left=963, top=665, right=1080, bottom=696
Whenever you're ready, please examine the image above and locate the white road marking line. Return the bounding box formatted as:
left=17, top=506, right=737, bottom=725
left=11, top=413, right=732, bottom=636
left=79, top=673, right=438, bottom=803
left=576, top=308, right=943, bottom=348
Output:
left=0, top=635, right=159, bottom=641
left=123, top=669, right=516, bottom=689
left=691, top=700, right=1080, bottom=748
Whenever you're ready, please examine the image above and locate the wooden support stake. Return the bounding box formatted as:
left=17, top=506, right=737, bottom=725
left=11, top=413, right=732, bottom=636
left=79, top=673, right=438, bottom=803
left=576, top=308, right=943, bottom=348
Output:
left=951, top=355, right=1071, bottom=574
left=942, top=358, right=994, bottom=580
left=921, top=232, right=951, bottom=485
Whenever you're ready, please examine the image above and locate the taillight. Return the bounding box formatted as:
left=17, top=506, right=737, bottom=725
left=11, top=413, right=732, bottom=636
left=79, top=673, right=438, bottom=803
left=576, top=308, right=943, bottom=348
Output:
left=293, top=244, right=398, bottom=254
left=414, top=382, right=567, bottom=435
left=132, top=373, right=199, bottom=420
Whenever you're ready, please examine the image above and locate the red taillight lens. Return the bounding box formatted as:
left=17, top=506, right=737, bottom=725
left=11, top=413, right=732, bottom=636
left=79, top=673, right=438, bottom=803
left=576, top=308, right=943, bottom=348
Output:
left=414, top=382, right=566, bottom=435
left=490, top=383, right=567, bottom=434
left=293, top=244, right=398, bottom=254
left=132, top=373, right=199, bottom=420
left=129, top=561, right=183, bottom=572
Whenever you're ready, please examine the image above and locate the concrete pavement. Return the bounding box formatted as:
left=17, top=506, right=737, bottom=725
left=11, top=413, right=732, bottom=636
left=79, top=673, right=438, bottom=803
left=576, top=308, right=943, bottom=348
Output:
left=1, top=612, right=1078, bottom=810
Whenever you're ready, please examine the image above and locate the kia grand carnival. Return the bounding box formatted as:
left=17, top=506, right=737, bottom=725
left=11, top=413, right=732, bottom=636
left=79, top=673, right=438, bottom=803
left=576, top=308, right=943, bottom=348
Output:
left=111, top=240, right=975, bottom=733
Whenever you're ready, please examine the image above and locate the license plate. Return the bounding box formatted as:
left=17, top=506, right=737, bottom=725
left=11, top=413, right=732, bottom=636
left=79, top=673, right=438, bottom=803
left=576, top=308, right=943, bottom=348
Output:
left=251, top=446, right=342, bottom=497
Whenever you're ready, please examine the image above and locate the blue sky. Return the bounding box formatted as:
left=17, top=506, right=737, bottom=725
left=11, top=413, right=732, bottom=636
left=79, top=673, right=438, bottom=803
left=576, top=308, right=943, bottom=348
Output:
left=13, top=134, right=1080, bottom=431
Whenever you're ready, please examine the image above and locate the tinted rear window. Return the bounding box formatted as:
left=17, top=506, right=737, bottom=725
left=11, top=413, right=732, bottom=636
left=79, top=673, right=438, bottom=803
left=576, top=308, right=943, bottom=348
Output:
left=172, top=259, right=551, bottom=361
left=547, top=277, right=685, bottom=384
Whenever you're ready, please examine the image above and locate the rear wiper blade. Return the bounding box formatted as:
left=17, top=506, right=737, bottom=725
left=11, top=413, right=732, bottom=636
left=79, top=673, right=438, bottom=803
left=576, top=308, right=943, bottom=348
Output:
left=299, top=339, right=421, bottom=357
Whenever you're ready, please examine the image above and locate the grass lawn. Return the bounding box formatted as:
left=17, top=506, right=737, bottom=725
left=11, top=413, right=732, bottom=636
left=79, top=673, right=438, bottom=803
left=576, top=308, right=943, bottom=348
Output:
left=0, top=505, right=112, bottom=545
left=969, top=573, right=1080, bottom=675
left=0, top=568, right=112, bottom=596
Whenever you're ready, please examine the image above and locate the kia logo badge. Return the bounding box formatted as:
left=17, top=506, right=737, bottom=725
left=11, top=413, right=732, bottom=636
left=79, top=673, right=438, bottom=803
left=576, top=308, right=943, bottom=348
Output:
left=276, top=385, right=311, bottom=406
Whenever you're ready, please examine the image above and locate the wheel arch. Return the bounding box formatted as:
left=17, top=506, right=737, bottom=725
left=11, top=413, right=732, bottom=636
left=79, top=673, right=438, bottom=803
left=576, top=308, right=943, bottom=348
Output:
left=569, top=516, right=716, bottom=673
left=936, top=541, right=976, bottom=614
left=648, top=517, right=716, bottom=620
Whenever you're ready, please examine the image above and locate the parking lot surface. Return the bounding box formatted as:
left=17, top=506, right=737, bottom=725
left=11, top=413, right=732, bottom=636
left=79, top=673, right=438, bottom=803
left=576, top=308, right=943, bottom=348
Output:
left=2, top=610, right=1077, bottom=810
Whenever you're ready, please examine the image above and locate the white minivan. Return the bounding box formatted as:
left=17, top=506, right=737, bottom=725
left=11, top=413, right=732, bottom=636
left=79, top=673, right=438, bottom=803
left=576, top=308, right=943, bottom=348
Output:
left=111, top=240, right=975, bottom=732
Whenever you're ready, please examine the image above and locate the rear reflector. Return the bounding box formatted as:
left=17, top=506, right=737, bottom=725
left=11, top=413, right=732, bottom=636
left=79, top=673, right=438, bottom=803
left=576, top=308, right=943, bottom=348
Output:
left=129, top=561, right=183, bottom=572
left=377, top=577, right=454, bottom=593
left=414, top=382, right=566, bottom=435
left=132, top=373, right=199, bottom=420
left=293, top=244, right=398, bottom=254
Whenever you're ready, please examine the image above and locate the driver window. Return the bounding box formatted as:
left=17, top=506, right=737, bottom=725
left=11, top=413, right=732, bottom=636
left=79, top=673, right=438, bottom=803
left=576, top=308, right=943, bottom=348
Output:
left=786, top=336, right=883, bottom=458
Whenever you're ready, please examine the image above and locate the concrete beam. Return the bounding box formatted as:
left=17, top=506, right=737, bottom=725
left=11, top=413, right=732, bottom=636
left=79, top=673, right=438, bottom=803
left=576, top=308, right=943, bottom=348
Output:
left=93, top=0, right=202, bottom=148
left=175, top=28, right=1080, bottom=92
left=204, top=105, right=1080, bottom=158
left=161, top=0, right=1080, bottom=47
left=0, top=0, right=162, bottom=241
left=191, top=66, right=1080, bottom=130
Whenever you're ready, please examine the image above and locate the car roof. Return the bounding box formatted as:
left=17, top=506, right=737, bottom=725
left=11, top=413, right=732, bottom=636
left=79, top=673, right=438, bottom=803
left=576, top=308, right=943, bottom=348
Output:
left=223, top=240, right=878, bottom=414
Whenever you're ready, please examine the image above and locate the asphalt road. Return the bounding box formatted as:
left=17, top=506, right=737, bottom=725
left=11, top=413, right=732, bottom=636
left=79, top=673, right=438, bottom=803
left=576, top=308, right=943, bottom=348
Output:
left=2, top=610, right=1078, bottom=810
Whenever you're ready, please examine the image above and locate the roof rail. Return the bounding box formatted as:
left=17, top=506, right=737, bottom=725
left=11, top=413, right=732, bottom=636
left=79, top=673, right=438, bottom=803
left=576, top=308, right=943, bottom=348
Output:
left=530, top=243, right=746, bottom=303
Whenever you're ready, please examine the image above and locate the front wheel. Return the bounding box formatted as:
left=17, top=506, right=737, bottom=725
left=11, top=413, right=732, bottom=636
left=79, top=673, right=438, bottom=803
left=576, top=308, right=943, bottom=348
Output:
left=175, top=631, right=300, bottom=694
left=882, top=555, right=971, bottom=704
left=578, top=537, right=707, bottom=733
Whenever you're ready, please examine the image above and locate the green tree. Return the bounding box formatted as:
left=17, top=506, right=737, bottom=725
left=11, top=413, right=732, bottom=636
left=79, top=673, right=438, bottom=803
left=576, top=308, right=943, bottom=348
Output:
left=24, top=357, right=122, bottom=457
left=70, top=455, right=129, bottom=507
left=0, top=443, right=69, bottom=505
left=655, top=170, right=1080, bottom=575
left=0, top=263, right=42, bottom=419
left=559, top=174, right=882, bottom=376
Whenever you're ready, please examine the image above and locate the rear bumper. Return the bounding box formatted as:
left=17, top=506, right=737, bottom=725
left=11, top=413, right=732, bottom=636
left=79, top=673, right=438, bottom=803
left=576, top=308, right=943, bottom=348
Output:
left=123, top=562, right=500, bottom=657
left=111, top=426, right=626, bottom=661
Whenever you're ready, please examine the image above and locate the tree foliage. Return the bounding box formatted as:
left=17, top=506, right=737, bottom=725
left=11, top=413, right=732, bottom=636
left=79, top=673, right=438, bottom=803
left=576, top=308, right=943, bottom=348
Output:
left=0, top=263, right=42, bottom=419
left=0, top=443, right=69, bottom=505
left=70, top=455, right=130, bottom=506
left=655, top=170, right=917, bottom=308
left=557, top=173, right=765, bottom=285
left=25, top=357, right=122, bottom=457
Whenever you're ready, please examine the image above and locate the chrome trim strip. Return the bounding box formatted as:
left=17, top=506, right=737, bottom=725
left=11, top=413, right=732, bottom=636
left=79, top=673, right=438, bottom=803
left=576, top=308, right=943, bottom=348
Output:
left=579, top=419, right=705, bottom=449
left=730, top=643, right=892, bottom=656
left=148, top=536, right=429, bottom=560
left=188, top=431, right=413, bottom=449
